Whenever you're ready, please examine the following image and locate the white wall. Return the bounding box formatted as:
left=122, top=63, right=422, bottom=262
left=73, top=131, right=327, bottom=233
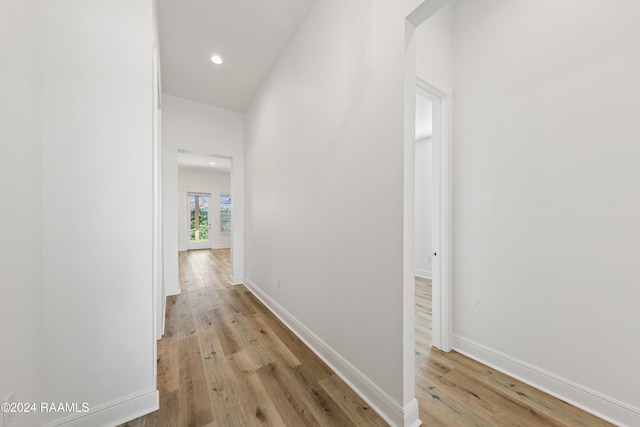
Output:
left=415, top=4, right=453, bottom=95
left=41, top=1, right=158, bottom=425
left=162, top=94, right=244, bottom=291
left=415, top=137, right=433, bottom=278
left=0, top=1, right=42, bottom=426
left=244, top=0, right=423, bottom=425
left=450, top=1, right=640, bottom=424
left=178, top=169, right=231, bottom=250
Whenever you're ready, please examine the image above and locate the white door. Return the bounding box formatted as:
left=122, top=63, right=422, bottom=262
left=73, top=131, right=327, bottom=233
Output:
left=187, top=193, right=212, bottom=250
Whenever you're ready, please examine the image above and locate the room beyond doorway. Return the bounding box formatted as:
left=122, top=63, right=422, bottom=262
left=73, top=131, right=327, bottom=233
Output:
left=178, top=152, right=232, bottom=253
left=187, top=192, right=212, bottom=250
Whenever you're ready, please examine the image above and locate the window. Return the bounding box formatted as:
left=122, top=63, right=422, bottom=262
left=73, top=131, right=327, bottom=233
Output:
left=220, top=194, right=231, bottom=233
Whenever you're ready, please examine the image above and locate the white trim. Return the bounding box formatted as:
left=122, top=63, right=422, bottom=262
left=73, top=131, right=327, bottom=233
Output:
left=211, top=243, right=231, bottom=250
left=454, top=336, right=640, bottom=427
left=243, top=277, right=420, bottom=427
left=415, top=269, right=432, bottom=279
left=229, top=275, right=244, bottom=286
left=228, top=157, right=245, bottom=287
left=416, top=78, right=447, bottom=99
left=42, top=388, right=159, bottom=427
left=402, top=20, right=419, bottom=423
left=165, top=283, right=181, bottom=296
left=416, top=78, right=453, bottom=353
left=152, top=47, right=165, bottom=342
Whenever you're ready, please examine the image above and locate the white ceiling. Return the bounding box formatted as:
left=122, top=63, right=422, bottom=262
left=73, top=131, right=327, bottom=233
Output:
left=157, top=0, right=317, bottom=112
left=177, top=151, right=231, bottom=173
left=415, top=94, right=433, bottom=140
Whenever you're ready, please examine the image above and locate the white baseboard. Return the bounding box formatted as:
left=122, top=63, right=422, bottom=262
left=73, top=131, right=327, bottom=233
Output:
left=212, top=244, right=231, bottom=249
left=403, top=399, right=422, bottom=427
left=454, top=335, right=640, bottom=427
left=229, top=274, right=244, bottom=285
left=243, top=277, right=419, bottom=427
left=164, top=283, right=181, bottom=296
left=42, top=388, right=159, bottom=427
left=415, top=269, right=432, bottom=279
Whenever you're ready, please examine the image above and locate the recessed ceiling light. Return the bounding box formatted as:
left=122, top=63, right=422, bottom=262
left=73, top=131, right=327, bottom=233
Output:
left=210, top=162, right=216, bottom=165
left=210, top=55, right=223, bottom=65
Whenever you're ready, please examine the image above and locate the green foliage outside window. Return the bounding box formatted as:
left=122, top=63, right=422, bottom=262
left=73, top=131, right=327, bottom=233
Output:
left=190, top=195, right=209, bottom=242
left=220, top=195, right=231, bottom=232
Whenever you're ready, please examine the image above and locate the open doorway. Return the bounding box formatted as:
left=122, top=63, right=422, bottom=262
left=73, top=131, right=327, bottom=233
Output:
left=403, top=2, right=453, bottom=424
left=414, top=92, right=434, bottom=353
left=415, top=79, right=450, bottom=352
left=177, top=151, right=232, bottom=253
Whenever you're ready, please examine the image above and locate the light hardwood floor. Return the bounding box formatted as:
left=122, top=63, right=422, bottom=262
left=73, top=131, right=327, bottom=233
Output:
left=122, top=250, right=613, bottom=426
left=121, top=249, right=387, bottom=427
left=414, top=277, right=612, bottom=427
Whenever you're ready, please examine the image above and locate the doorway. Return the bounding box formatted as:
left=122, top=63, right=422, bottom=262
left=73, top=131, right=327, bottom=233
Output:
left=176, top=149, right=241, bottom=284
left=402, top=2, right=453, bottom=423
left=415, top=79, right=451, bottom=352
left=187, top=192, right=212, bottom=250
left=415, top=91, right=434, bottom=353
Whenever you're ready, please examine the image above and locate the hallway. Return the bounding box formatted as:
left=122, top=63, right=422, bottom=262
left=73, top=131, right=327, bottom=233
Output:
left=123, top=249, right=613, bottom=426
left=122, top=249, right=387, bottom=426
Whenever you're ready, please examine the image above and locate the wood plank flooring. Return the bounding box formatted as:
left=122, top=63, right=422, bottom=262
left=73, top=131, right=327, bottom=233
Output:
left=415, top=277, right=432, bottom=353
left=122, top=250, right=613, bottom=427
left=414, top=277, right=613, bottom=427
left=121, top=249, right=386, bottom=427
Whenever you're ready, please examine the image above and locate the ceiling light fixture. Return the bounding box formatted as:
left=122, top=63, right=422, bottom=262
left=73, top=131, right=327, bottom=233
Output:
left=210, top=55, right=223, bottom=65
left=210, top=162, right=216, bottom=165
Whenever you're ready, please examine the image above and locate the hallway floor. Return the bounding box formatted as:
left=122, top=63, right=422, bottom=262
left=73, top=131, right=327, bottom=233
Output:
left=123, top=249, right=613, bottom=426
left=414, top=277, right=612, bottom=427
left=122, top=249, right=387, bottom=426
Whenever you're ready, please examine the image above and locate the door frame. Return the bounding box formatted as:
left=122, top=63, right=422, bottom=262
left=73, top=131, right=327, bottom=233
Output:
left=402, top=1, right=453, bottom=420
left=152, top=47, right=164, bottom=341
left=187, top=192, right=213, bottom=250
left=176, top=150, right=243, bottom=285
left=416, top=78, right=452, bottom=352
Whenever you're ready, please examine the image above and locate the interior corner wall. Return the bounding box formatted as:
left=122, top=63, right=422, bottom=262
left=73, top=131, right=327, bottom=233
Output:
left=162, top=94, right=244, bottom=291
left=450, top=1, right=640, bottom=424
left=244, top=1, right=422, bottom=423
left=41, top=1, right=158, bottom=425
left=414, top=137, right=433, bottom=279
left=178, top=169, right=231, bottom=250
left=0, top=1, right=43, bottom=426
